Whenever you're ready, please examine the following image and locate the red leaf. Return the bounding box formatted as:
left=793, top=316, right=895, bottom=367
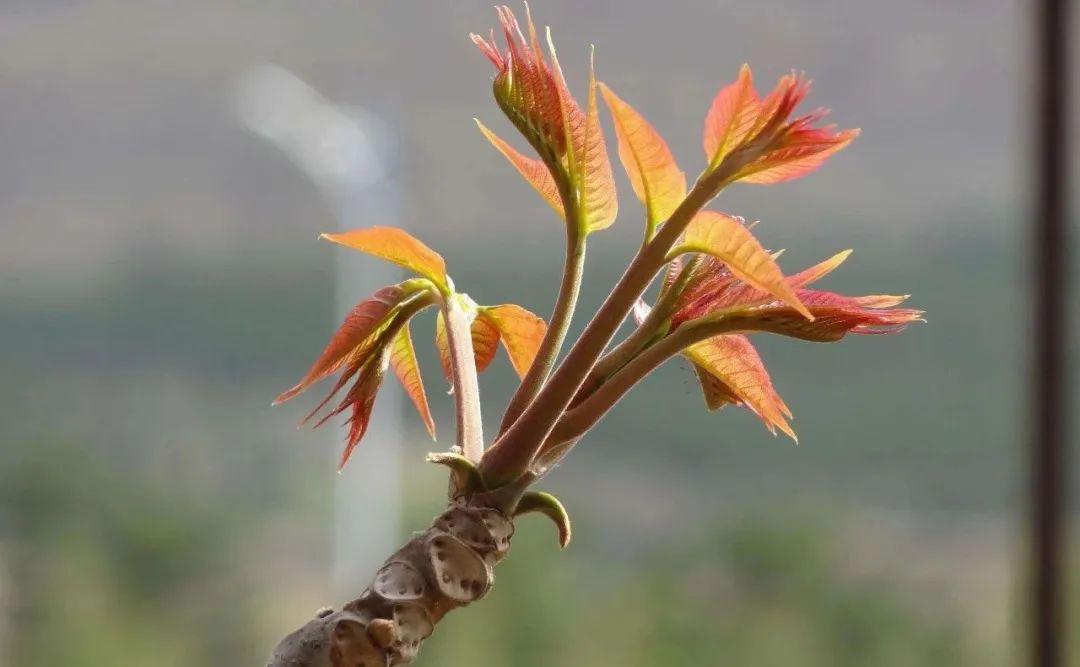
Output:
left=720, top=289, right=923, bottom=342
left=275, top=284, right=409, bottom=405
left=297, top=347, right=390, bottom=470
left=474, top=6, right=617, bottom=233
left=700, top=67, right=857, bottom=184
left=332, top=351, right=389, bottom=469
left=752, top=72, right=811, bottom=140
left=736, top=126, right=860, bottom=185
left=673, top=249, right=855, bottom=327
left=472, top=6, right=567, bottom=153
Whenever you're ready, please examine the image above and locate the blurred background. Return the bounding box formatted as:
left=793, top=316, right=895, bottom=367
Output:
left=1, top=1, right=1077, bottom=665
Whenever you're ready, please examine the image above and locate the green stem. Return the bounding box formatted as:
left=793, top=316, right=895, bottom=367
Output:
left=499, top=231, right=586, bottom=434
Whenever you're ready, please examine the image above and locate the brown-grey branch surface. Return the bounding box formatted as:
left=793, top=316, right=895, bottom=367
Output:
left=267, top=499, right=515, bottom=667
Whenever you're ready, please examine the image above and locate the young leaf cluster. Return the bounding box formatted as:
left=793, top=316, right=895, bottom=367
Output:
left=276, top=5, right=921, bottom=515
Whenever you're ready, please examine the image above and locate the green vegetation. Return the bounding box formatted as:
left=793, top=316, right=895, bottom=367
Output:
left=0, top=440, right=261, bottom=665
left=2, top=439, right=1043, bottom=665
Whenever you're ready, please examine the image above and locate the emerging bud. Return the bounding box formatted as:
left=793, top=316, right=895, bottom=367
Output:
left=704, top=66, right=859, bottom=184
left=472, top=6, right=568, bottom=156
left=473, top=6, right=619, bottom=233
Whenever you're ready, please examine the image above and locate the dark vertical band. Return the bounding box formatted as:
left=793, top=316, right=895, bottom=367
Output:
left=1032, top=0, right=1070, bottom=665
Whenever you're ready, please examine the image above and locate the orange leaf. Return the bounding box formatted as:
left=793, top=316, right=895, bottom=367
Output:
left=480, top=304, right=548, bottom=379
left=598, top=82, right=686, bottom=229
left=692, top=362, right=740, bottom=411
left=435, top=309, right=452, bottom=380
left=577, top=49, right=618, bottom=232
left=321, top=227, right=448, bottom=291
left=703, top=64, right=761, bottom=168
left=435, top=308, right=501, bottom=381
left=691, top=360, right=743, bottom=407
left=275, top=284, right=409, bottom=405
left=547, top=35, right=618, bottom=233
left=470, top=315, right=501, bottom=373
left=789, top=249, right=852, bottom=288
left=853, top=294, right=911, bottom=308
left=685, top=334, right=795, bottom=441
left=475, top=119, right=565, bottom=217
left=677, top=211, right=811, bottom=320
left=389, top=323, right=435, bottom=440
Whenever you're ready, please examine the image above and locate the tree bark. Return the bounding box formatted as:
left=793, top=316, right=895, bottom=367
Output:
left=266, top=498, right=514, bottom=666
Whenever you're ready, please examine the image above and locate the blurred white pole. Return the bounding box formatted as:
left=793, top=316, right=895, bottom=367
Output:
left=235, top=66, right=402, bottom=594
